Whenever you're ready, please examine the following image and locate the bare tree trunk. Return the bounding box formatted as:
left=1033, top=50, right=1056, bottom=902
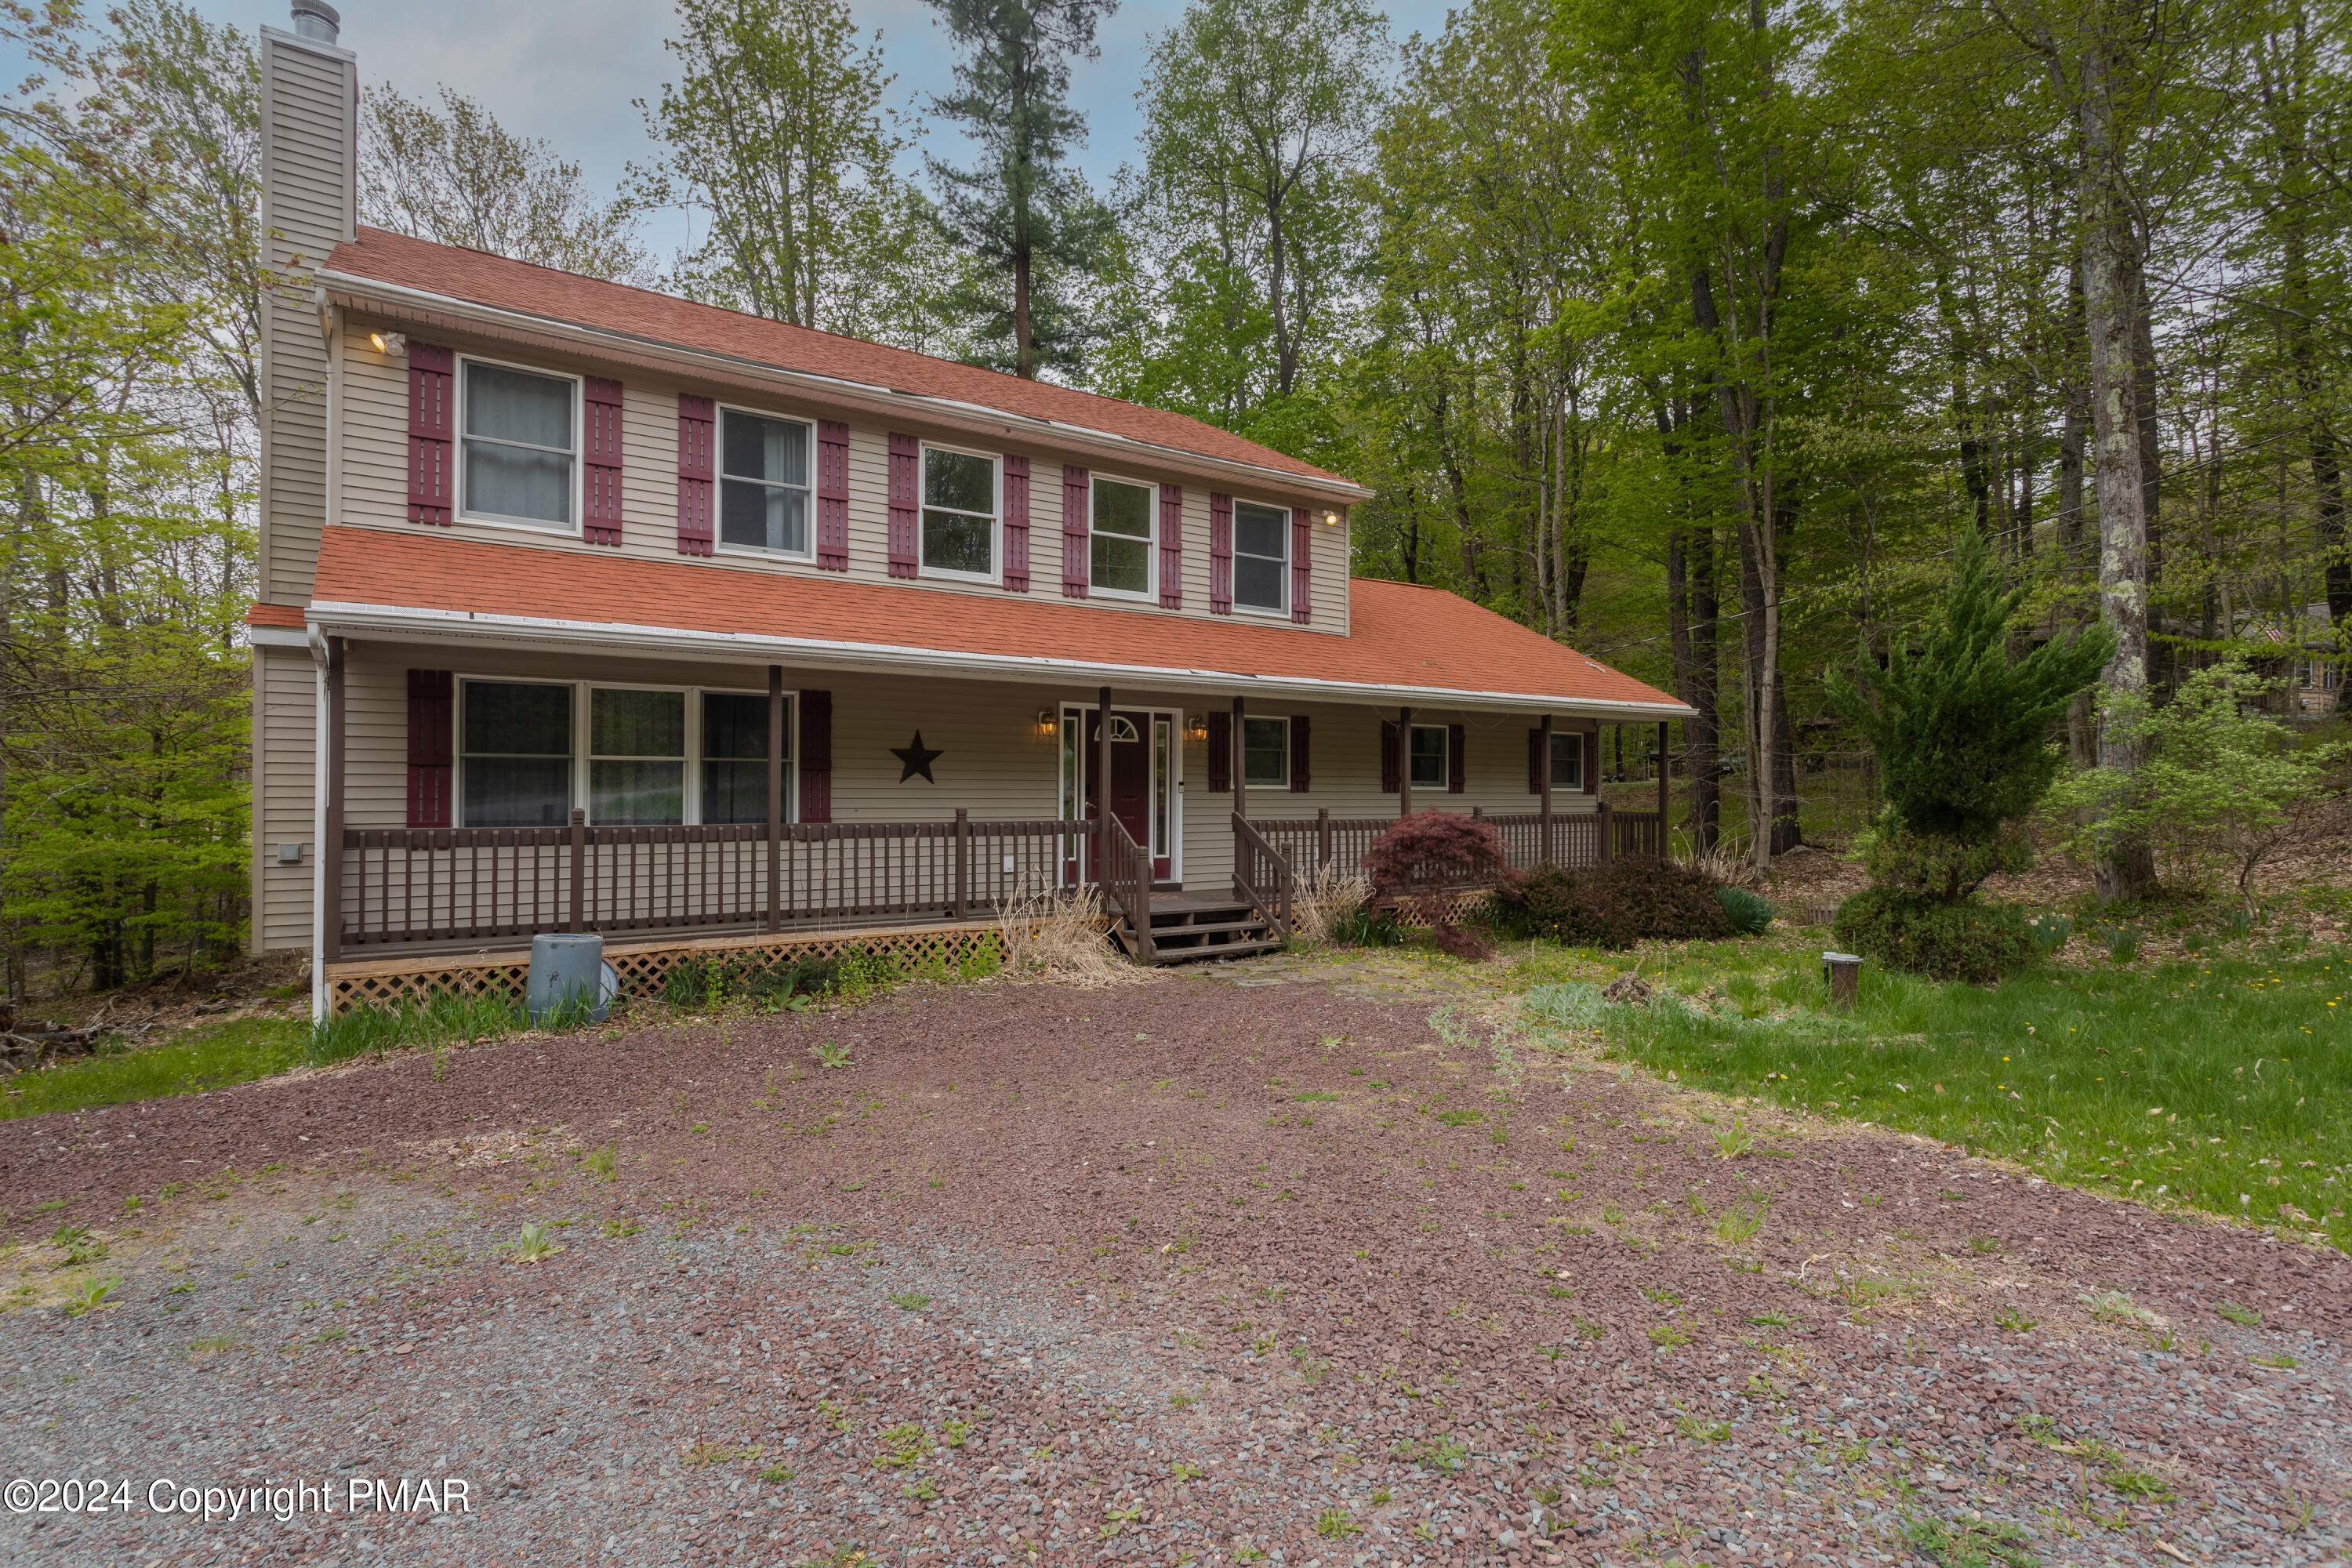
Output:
left=2079, top=37, right=2157, bottom=902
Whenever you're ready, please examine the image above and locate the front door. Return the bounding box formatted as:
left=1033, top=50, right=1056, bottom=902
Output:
left=1065, top=708, right=1174, bottom=883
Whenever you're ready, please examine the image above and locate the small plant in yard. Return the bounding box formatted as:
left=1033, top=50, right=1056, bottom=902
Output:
left=887, top=1290, right=930, bottom=1312
left=1712, top=1120, right=1755, bottom=1160
left=812, top=1040, right=852, bottom=1070
left=507, top=1223, right=562, bottom=1263
left=1648, top=1323, right=1693, bottom=1348
left=64, top=1276, right=121, bottom=1316
left=2216, top=1301, right=2262, bottom=1326
left=681, top=1440, right=759, bottom=1467
left=1716, top=1208, right=1762, bottom=1245
left=1315, top=1509, right=1362, bottom=1540
left=2252, top=1351, right=2303, bottom=1370
left=1745, top=1310, right=1796, bottom=1328
left=1904, top=1515, right=2038, bottom=1568
left=2078, top=1290, right=2156, bottom=1327
left=759, top=1463, right=796, bottom=1484
left=940, top=1418, right=975, bottom=1447
left=581, top=1145, right=618, bottom=1181
left=1996, top=1305, right=2037, bottom=1334
left=872, top=1422, right=932, bottom=1469
left=1676, top=1414, right=1731, bottom=1442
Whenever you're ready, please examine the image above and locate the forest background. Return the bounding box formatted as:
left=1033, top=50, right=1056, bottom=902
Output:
left=0, top=0, right=2343, bottom=995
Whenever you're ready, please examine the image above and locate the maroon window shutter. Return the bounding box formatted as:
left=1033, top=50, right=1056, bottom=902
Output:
left=1380, top=719, right=1400, bottom=794
left=1290, top=713, right=1311, bottom=793
left=1061, top=465, right=1089, bottom=597
left=583, top=376, right=624, bottom=546
left=887, top=433, right=920, bottom=579
left=1584, top=732, right=1600, bottom=794
left=406, top=341, right=454, bottom=525
left=676, top=394, right=714, bottom=556
left=1291, top=506, right=1313, bottom=624
left=1002, top=454, right=1031, bottom=591
left=405, top=669, right=452, bottom=828
left=799, top=688, right=833, bottom=822
left=1158, top=484, right=1184, bottom=608
left=1447, top=723, right=1467, bottom=793
left=1209, top=492, right=1233, bottom=614
left=1206, top=711, right=1231, bottom=793
left=1528, top=728, right=1544, bottom=794
left=816, top=419, right=850, bottom=570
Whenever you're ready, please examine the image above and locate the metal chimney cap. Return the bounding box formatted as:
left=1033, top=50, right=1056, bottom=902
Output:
left=289, top=1, right=339, bottom=43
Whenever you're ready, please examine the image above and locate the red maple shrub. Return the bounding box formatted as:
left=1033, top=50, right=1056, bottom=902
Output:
left=1361, top=809, right=1515, bottom=960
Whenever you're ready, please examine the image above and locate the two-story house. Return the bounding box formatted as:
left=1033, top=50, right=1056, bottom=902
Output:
left=250, top=8, right=1690, bottom=1014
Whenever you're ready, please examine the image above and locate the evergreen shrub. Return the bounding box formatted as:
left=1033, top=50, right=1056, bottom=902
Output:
left=1831, top=890, right=2034, bottom=985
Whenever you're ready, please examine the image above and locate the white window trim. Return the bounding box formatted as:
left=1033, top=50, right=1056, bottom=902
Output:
left=918, top=441, right=1002, bottom=585
left=1548, top=729, right=1586, bottom=791
left=1241, top=713, right=1291, bottom=789
left=454, top=675, right=797, bottom=829
left=1407, top=721, right=1449, bottom=790
left=713, top=402, right=818, bottom=564
left=455, top=353, right=583, bottom=536
left=1087, top=472, right=1158, bottom=602
left=1229, top=495, right=1291, bottom=619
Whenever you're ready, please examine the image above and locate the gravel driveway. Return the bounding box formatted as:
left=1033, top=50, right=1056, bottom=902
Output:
left=3, top=958, right=2347, bottom=1568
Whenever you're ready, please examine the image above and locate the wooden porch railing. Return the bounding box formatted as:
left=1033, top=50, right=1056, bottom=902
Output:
left=1095, top=813, right=1154, bottom=964
left=1231, top=815, right=1293, bottom=940
left=339, top=811, right=1094, bottom=949
left=1250, top=805, right=1666, bottom=878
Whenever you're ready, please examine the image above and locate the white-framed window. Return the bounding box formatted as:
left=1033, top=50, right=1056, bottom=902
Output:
left=1548, top=730, right=1585, bottom=790
left=1232, top=499, right=1289, bottom=614
left=456, top=677, right=790, bottom=828
left=1408, top=723, right=1449, bottom=789
left=921, top=443, right=998, bottom=580
left=459, top=356, right=578, bottom=532
left=1243, top=715, right=1290, bottom=787
left=1090, top=474, right=1155, bottom=598
left=717, top=406, right=814, bottom=559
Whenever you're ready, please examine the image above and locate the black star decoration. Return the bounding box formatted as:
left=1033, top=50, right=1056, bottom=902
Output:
left=891, top=731, right=944, bottom=783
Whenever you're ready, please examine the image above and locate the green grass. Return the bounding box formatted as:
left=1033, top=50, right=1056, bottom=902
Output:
left=1, top=988, right=572, bottom=1123
left=1518, top=933, right=2352, bottom=1245
left=1, top=1018, right=311, bottom=1121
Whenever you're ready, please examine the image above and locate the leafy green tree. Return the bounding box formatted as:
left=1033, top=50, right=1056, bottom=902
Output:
left=634, top=0, right=929, bottom=332
left=924, top=0, right=1120, bottom=379
left=362, top=83, right=652, bottom=283
left=1829, top=526, right=2116, bottom=850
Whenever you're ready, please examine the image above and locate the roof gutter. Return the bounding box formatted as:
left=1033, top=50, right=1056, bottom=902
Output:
left=303, top=598, right=1695, bottom=721
left=315, top=270, right=1377, bottom=506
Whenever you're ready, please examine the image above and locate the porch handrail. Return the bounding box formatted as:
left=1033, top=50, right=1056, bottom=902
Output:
left=1096, top=812, right=1153, bottom=964
left=339, top=813, right=1098, bottom=948
left=1231, top=814, right=1293, bottom=941
left=1250, top=807, right=1666, bottom=877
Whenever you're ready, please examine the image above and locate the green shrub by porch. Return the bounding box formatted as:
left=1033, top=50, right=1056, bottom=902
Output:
left=1489, top=858, right=1733, bottom=949
left=1831, top=889, right=2034, bottom=985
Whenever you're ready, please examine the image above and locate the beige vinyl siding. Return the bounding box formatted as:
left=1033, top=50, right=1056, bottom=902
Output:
left=254, top=646, right=320, bottom=951
left=259, top=29, right=356, bottom=605
left=332, top=324, right=1355, bottom=637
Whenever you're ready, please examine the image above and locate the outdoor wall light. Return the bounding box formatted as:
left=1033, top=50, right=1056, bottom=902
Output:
left=1186, top=715, right=1208, bottom=742
left=1036, top=710, right=1058, bottom=735
left=1321, top=510, right=1341, bottom=526
left=369, top=332, right=388, bottom=352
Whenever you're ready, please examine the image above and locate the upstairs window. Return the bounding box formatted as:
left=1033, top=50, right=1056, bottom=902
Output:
left=1409, top=723, right=1449, bottom=789
left=1243, top=716, right=1290, bottom=787
left=922, top=446, right=997, bottom=578
left=461, top=681, right=573, bottom=826
left=462, top=361, right=575, bottom=529
left=720, top=409, right=812, bottom=557
left=1091, top=476, right=1154, bottom=597
left=1233, top=499, right=1289, bottom=613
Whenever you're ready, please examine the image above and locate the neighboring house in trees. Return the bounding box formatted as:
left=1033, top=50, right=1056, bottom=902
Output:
left=250, top=9, right=1689, bottom=1013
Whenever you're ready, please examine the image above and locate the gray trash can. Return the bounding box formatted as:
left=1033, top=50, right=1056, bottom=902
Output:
left=527, top=932, right=618, bottom=1024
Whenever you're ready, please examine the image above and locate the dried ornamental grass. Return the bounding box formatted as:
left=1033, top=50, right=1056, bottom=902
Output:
left=995, top=884, right=1148, bottom=987
left=1289, top=862, right=1371, bottom=946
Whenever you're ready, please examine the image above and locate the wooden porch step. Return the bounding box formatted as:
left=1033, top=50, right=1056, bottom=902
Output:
left=1145, top=919, right=1270, bottom=940
left=1156, top=937, right=1283, bottom=964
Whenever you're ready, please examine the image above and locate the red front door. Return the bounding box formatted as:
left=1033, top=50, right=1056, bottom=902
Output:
left=1075, top=710, right=1171, bottom=883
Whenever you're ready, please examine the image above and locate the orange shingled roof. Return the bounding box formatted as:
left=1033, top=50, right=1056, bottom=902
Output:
left=323, top=228, right=1353, bottom=490
left=306, top=527, right=1686, bottom=713
left=246, top=602, right=306, bottom=629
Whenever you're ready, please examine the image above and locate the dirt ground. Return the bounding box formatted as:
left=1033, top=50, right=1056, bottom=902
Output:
left=4, top=954, right=2348, bottom=1568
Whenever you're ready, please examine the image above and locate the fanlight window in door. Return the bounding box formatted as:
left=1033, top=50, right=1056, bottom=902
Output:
left=1107, top=716, right=1141, bottom=743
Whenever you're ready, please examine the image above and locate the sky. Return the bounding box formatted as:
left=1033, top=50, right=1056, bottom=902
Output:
left=49, top=0, right=1457, bottom=261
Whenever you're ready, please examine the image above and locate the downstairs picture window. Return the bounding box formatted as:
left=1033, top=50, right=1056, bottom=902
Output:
left=460, top=681, right=573, bottom=826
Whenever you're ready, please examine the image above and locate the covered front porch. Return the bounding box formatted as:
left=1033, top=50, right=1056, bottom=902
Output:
left=304, top=633, right=1671, bottom=1006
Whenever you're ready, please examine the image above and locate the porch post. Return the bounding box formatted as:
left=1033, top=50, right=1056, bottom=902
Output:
left=1657, top=720, right=1670, bottom=848
left=1316, top=806, right=1330, bottom=870
left=1538, top=713, right=1553, bottom=867
left=1094, top=685, right=1112, bottom=909
left=1230, top=695, right=1246, bottom=820
left=568, top=808, right=586, bottom=931
left=320, top=636, right=346, bottom=967
left=1397, top=705, right=1414, bottom=818
left=954, top=807, right=971, bottom=919
left=766, top=664, right=783, bottom=933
